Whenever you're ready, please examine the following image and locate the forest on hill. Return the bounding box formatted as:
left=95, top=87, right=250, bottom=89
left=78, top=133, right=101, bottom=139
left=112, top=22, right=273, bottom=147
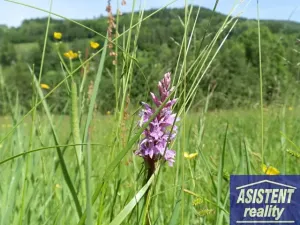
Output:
left=0, top=7, right=300, bottom=114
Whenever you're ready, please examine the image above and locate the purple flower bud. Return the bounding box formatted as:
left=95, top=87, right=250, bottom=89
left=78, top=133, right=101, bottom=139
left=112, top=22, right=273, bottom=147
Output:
left=158, top=72, right=172, bottom=102
left=135, top=72, right=179, bottom=167
left=150, top=92, right=161, bottom=107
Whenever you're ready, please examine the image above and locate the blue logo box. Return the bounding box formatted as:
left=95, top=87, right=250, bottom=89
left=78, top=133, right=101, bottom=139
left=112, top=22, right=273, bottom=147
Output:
left=230, top=175, right=300, bottom=225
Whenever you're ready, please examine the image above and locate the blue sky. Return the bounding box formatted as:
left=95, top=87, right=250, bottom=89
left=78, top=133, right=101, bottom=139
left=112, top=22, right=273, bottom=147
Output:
left=0, top=0, right=300, bottom=27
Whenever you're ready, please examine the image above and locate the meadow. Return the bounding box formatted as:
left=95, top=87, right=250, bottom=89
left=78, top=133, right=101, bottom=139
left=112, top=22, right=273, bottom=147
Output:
left=1, top=107, right=299, bottom=224
left=1, top=1, right=300, bottom=225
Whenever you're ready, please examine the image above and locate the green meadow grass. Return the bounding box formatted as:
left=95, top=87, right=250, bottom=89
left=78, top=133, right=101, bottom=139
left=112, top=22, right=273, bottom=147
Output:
left=0, top=108, right=299, bottom=224
left=1, top=0, right=300, bottom=225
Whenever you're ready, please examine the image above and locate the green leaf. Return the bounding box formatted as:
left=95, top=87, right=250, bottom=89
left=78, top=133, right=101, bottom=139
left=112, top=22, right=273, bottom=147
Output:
left=109, top=169, right=157, bottom=225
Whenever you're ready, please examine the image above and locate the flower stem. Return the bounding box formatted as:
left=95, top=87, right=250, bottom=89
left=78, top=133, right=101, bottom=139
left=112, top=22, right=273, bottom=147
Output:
left=143, top=158, right=155, bottom=225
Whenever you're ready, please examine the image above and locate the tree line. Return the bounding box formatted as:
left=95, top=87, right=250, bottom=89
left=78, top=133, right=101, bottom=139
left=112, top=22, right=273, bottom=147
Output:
left=0, top=7, right=300, bottom=114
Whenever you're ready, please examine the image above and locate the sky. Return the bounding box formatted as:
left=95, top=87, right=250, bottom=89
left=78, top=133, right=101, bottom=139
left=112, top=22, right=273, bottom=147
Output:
left=0, top=0, right=300, bottom=27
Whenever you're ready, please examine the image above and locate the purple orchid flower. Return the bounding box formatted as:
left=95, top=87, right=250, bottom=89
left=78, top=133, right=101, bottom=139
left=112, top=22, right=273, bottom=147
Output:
left=135, top=72, right=179, bottom=167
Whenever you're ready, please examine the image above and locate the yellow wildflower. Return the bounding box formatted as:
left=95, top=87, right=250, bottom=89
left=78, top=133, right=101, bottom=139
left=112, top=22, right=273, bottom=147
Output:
left=262, top=164, right=280, bottom=175
left=90, top=41, right=100, bottom=49
left=184, top=152, right=198, bottom=159
left=40, top=83, right=50, bottom=90
left=106, top=111, right=111, bottom=115
left=53, top=32, right=62, bottom=40
left=64, top=50, right=78, bottom=60
left=288, top=106, right=293, bottom=111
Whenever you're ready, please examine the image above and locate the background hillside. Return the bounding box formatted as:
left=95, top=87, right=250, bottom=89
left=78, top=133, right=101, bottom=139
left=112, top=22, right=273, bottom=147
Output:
left=1, top=4, right=300, bottom=225
left=1, top=7, right=300, bottom=114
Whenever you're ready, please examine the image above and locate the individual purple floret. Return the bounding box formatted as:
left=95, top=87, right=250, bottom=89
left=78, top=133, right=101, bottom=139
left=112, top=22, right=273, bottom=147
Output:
left=135, top=72, right=179, bottom=167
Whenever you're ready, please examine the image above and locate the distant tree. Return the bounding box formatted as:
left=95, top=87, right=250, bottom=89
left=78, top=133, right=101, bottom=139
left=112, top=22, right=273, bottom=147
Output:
left=1, top=7, right=300, bottom=112
left=0, top=37, right=16, bottom=66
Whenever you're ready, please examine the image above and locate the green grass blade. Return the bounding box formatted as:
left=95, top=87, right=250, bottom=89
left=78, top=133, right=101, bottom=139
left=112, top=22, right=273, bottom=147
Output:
left=109, top=169, right=157, bottom=225
left=257, top=0, right=264, bottom=164
left=167, top=200, right=181, bottom=225
left=216, top=124, right=228, bottom=224
left=85, top=138, right=92, bottom=225
left=0, top=144, right=101, bottom=166
left=32, top=71, right=82, bottom=219
left=71, top=81, right=82, bottom=164
left=244, top=139, right=252, bottom=175
left=82, top=38, right=107, bottom=143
